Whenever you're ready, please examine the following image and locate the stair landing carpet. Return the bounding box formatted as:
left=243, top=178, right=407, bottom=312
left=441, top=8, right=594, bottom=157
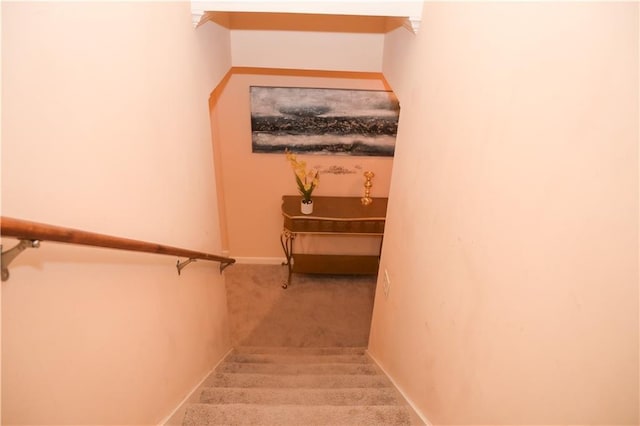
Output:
left=182, top=346, right=422, bottom=425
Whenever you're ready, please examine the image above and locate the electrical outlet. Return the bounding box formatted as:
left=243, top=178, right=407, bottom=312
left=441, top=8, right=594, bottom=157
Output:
left=383, top=268, right=391, bottom=298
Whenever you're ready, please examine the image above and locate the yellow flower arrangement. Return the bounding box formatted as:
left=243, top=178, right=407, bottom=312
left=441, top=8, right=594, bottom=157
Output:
left=285, top=150, right=319, bottom=203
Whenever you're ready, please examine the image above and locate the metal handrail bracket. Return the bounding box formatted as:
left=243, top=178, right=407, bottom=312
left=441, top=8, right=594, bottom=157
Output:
left=219, top=259, right=235, bottom=274
left=177, top=258, right=235, bottom=275
left=1, top=239, right=40, bottom=282
left=177, top=258, right=197, bottom=275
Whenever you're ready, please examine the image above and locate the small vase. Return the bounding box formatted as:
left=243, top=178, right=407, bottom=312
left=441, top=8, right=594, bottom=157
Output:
left=301, top=199, right=313, bottom=214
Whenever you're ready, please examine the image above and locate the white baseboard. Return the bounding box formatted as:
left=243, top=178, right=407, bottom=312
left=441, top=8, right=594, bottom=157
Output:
left=159, top=347, right=234, bottom=426
left=234, top=257, right=286, bottom=265
left=366, top=350, right=432, bottom=426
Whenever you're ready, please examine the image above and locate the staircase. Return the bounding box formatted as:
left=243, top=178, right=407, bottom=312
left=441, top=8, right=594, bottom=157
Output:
left=182, top=347, right=422, bottom=425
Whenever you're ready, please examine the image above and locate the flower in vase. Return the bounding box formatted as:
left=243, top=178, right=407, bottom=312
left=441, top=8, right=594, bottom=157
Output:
left=285, top=150, right=319, bottom=202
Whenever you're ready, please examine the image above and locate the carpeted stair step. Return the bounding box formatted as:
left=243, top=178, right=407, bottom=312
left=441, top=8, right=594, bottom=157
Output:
left=204, top=372, right=392, bottom=388
left=226, top=353, right=370, bottom=364
left=217, top=361, right=379, bottom=375
left=199, top=387, right=403, bottom=405
left=183, top=403, right=414, bottom=426
left=181, top=346, right=422, bottom=425
left=233, top=346, right=367, bottom=356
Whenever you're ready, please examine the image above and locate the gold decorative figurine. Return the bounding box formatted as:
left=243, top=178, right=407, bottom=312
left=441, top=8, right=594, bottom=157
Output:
left=361, top=171, right=374, bottom=205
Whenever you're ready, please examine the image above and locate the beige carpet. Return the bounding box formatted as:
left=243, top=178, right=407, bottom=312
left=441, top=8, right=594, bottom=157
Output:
left=224, top=264, right=377, bottom=347
left=177, top=265, right=423, bottom=425
left=182, top=347, right=419, bottom=425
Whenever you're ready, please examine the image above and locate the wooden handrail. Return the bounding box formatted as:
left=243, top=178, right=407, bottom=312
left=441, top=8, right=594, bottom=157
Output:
left=0, top=216, right=235, bottom=281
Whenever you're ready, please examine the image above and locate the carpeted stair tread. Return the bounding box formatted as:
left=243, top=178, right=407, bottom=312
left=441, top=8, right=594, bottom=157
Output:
left=226, top=353, right=370, bottom=364
left=182, top=403, right=414, bottom=426
left=199, top=387, right=403, bottom=405
left=205, top=372, right=392, bottom=388
left=181, top=346, right=422, bottom=425
left=217, top=361, right=379, bottom=375
left=233, top=346, right=367, bottom=356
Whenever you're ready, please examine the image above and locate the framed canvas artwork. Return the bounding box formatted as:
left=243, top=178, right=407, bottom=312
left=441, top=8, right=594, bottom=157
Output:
left=250, top=86, right=399, bottom=157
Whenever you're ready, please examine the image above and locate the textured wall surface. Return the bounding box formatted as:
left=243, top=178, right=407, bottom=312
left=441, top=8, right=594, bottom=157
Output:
left=371, top=2, right=639, bottom=424
left=2, top=2, right=233, bottom=424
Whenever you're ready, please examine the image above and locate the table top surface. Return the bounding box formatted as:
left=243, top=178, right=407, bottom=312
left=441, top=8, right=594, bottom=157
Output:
left=281, top=195, right=388, bottom=221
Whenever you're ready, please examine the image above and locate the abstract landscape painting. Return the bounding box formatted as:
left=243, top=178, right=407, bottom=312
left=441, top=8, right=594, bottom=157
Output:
left=250, top=86, right=400, bottom=156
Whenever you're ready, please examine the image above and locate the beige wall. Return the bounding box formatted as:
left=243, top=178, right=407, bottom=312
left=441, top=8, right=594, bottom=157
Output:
left=211, top=69, right=395, bottom=260
left=231, top=31, right=384, bottom=72
left=2, top=2, right=232, bottom=424
left=371, top=2, right=639, bottom=425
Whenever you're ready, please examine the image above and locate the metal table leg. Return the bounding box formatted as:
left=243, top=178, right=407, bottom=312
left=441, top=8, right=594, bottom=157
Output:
left=280, top=229, right=295, bottom=289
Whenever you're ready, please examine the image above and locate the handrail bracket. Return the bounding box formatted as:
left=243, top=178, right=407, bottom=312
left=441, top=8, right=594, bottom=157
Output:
left=176, top=257, right=235, bottom=275
left=176, top=258, right=197, bottom=275
left=2, top=239, right=40, bottom=282
left=220, top=259, right=234, bottom=274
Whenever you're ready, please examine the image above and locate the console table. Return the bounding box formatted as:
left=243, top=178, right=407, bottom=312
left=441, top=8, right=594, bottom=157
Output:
left=280, top=195, right=388, bottom=289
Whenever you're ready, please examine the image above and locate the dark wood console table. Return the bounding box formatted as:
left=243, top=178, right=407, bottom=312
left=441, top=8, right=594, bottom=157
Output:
left=280, top=195, right=388, bottom=288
